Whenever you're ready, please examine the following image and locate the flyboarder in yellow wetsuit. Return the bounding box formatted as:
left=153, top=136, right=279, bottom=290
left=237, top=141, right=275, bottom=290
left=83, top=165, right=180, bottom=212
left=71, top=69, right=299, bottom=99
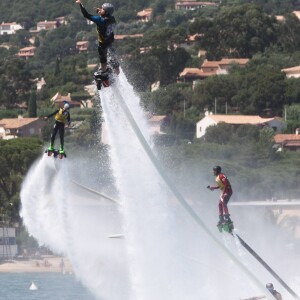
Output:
left=44, top=102, right=71, bottom=154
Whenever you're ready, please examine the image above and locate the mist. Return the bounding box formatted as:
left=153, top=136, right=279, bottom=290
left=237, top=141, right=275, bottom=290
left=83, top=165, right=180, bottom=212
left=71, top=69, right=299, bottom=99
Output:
left=20, top=69, right=300, bottom=300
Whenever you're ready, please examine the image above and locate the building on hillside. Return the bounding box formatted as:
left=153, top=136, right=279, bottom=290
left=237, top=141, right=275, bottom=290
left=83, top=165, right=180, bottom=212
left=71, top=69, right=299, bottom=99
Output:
left=199, top=58, right=249, bottom=75
left=37, top=20, right=58, bottom=31
left=274, top=130, right=300, bottom=151
left=179, top=58, right=249, bottom=82
left=35, top=77, right=46, bottom=90
left=115, top=34, right=143, bottom=41
left=176, top=33, right=204, bottom=50
left=196, top=113, right=286, bottom=138
left=0, top=44, right=10, bottom=50
left=137, top=8, right=152, bottom=22
left=179, top=67, right=215, bottom=82
left=55, top=16, right=68, bottom=26
left=17, top=46, right=36, bottom=59
left=281, top=66, right=300, bottom=78
left=51, top=92, right=81, bottom=108
left=148, top=115, right=169, bottom=135
left=76, top=41, right=89, bottom=52
left=0, top=227, right=18, bottom=259
left=140, top=46, right=152, bottom=54
left=275, top=10, right=300, bottom=22
left=0, top=116, right=46, bottom=139
left=275, top=15, right=285, bottom=22
left=0, top=22, right=23, bottom=35
left=175, top=1, right=219, bottom=10
left=292, top=10, right=300, bottom=20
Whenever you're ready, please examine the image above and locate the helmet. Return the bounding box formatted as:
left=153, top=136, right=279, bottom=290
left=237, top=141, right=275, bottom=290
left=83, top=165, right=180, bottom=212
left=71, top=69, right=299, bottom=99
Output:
left=102, top=3, right=114, bottom=15
left=63, top=101, right=70, bottom=110
left=213, top=166, right=221, bottom=174
left=266, top=283, right=274, bottom=290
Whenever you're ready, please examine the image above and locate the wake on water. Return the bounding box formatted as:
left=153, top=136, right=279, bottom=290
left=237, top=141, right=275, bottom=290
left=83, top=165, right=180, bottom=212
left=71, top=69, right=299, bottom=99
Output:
left=20, top=70, right=298, bottom=300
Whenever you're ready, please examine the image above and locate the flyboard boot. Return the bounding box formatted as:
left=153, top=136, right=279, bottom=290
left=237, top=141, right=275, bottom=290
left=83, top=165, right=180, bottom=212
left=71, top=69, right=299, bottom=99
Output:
left=223, top=214, right=234, bottom=233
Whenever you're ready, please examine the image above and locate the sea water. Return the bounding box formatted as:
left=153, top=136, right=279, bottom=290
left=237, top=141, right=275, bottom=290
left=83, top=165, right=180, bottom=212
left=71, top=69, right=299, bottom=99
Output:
left=0, top=273, right=95, bottom=300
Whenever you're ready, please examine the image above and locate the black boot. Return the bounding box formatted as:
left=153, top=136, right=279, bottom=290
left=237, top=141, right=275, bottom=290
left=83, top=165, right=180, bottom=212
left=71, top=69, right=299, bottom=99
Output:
left=224, top=214, right=231, bottom=223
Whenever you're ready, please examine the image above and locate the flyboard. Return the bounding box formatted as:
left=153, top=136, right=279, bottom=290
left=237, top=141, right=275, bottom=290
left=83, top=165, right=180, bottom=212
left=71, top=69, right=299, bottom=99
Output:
left=45, top=148, right=66, bottom=159
left=93, top=59, right=120, bottom=90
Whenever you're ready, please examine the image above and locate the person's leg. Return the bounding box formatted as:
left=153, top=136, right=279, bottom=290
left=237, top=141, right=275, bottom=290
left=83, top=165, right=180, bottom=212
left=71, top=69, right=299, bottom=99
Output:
left=223, top=191, right=232, bottom=222
left=218, top=200, right=224, bottom=225
left=58, top=123, right=65, bottom=152
left=98, top=43, right=108, bottom=72
left=49, top=123, right=59, bottom=150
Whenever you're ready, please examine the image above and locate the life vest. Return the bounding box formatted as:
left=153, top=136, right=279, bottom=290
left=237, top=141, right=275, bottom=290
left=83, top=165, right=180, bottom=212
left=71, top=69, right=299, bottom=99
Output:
left=96, top=15, right=115, bottom=44
left=215, top=173, right=232, bottom=192
left=55, top=108, right=69, bottom=124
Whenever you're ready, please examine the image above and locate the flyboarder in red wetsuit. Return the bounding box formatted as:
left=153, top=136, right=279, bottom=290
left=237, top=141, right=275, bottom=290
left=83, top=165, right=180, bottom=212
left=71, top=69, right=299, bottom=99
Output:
left=207, top=166, right=233, bottom=226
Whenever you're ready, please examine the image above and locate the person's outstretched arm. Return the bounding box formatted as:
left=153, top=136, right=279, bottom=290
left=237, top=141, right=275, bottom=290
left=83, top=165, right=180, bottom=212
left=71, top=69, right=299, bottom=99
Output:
left=44, top=110, right=59, bottom=120
left=76, top=0, right=105, bottom=24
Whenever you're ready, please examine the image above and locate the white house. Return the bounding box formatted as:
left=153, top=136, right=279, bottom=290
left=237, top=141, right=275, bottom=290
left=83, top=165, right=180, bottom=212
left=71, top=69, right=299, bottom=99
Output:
left=137, top=8, right=152, bottom=22
left=196, top=113, right=286, bottom=138
left=0, top=22, right=23, bottom=35
left=175, top=1, right=219, bottom=10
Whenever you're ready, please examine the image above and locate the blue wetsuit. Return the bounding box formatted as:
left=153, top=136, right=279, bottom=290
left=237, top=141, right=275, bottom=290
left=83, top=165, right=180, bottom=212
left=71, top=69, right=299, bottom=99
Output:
left=79, top=3, right=117, bottom=64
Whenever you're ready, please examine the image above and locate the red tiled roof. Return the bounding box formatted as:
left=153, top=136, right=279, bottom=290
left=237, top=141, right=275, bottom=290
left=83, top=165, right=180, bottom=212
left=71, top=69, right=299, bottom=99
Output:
left=115, top=34, right=143, bottom=40
left=274, top=134, right=300, bottom=143
left=201, top=60, right=220, bottom=68
left=281, top=66, right=300, bottom=74
left=76, top=41, right=88, bottom=45
left=37, top=21, right=57, bottom=26
left=137, top=8, right=152, bottom=17
left=175, top=2, right=218, bottom=7
left=0, top=117, right=40, bottom=129
left=186, top=33, right=203, bottom=42
left=293, top=11, right=300, bottom=20
left=148, top=115, right=166, bottom=122
left=179, top=68, right=215, bottom=78
left=209, top=115, right=277, bottom=125
left=19, top=46, right=36, bottom=51
left=218, top=58, right=249, bottom=65
left=201, top=58, right=249, bottom=68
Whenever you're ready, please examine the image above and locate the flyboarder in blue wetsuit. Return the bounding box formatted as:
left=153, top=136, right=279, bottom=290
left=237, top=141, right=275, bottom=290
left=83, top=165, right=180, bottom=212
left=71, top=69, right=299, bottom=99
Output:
left=75, top=0, right=120, bottom=75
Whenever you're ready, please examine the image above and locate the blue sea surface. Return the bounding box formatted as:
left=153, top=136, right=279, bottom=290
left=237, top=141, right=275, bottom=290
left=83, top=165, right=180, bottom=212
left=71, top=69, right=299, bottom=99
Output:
left=0, top=273, right=96, bottom=300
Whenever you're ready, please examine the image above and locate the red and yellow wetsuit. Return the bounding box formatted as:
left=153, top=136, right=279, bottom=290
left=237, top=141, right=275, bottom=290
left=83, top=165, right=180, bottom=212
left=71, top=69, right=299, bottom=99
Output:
left=215, top=173, right=233, bottom=216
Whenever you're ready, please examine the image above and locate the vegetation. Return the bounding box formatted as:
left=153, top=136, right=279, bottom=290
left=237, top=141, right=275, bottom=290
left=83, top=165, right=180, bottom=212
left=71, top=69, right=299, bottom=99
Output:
left=0, top=0, right=300, bottom=249
left=0, top=138, right=43, bottom=222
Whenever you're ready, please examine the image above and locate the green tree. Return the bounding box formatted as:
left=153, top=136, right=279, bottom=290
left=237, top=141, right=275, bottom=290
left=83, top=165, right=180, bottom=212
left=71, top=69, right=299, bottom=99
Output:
left=198, top=4, right=278, bottom=59
left=28, top=90, right=37, bottom=117
left=277, top=13, right=300, bottom=53
left=0, top=138, right=43, bottom=222
left=0, top=57, right=33, bottom=107
left=203, top=123, right=234, bottom=144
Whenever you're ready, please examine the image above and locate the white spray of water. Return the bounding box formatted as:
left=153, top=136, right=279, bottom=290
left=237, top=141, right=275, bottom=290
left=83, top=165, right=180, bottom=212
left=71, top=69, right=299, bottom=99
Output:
left=20, top=69, right=299, bottom=300
left=21, top=154, right=132, bottom=300
left=97, top=71, right=277, bottom=300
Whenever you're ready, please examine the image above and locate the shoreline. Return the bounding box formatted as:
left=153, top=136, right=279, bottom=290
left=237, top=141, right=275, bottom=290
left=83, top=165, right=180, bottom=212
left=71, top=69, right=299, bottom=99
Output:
left=0, top=255, right=73, bottom=273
